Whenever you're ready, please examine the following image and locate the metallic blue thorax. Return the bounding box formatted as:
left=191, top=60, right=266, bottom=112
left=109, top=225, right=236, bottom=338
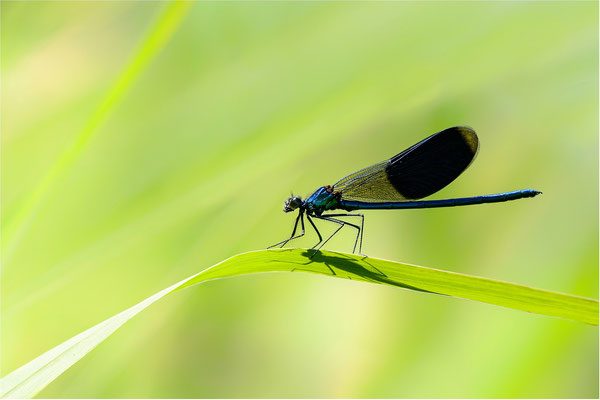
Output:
left=305, top=186, right=340, bottom=215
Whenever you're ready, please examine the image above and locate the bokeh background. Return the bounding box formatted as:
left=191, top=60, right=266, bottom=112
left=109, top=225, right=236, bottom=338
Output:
left=1, top=1, right=598, bottom=398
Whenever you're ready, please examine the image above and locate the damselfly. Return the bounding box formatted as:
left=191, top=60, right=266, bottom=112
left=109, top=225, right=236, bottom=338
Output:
left=269, top=126, right=541, bottom=255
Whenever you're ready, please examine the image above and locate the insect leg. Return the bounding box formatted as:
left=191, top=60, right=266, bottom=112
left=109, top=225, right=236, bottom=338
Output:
left=267, top=212, right=305, bottom=249
left=308, top=216, right=343, bottom=258
left=321, top=213, right=364, bottom=254
left=313, top=215, right=356, bottom=251
left=306, top=214, right=323, bottom=249
left=321, top=214, right=365, bottom=255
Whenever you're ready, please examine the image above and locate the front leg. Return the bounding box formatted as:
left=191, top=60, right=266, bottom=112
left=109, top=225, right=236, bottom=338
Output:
left=267, top=212, right=305, bottom=249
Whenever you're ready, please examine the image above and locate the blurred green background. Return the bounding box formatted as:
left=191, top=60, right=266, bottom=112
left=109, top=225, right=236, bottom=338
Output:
left=1, top=1, right=598, bottom=398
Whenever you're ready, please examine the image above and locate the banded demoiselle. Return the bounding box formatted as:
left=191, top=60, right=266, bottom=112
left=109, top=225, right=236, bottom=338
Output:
left=269, top=126, right=541, bottom=255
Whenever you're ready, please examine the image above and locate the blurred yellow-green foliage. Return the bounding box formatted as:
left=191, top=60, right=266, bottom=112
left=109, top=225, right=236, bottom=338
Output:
left=1, top=1, right=598, bottom=398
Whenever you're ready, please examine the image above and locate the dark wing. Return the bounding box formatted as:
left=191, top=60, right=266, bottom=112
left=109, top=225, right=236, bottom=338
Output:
left=333, top=126, right=479, bottom=202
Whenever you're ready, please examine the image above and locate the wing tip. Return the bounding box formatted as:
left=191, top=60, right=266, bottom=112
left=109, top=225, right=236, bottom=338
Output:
left=450, top=125, right=479, bottom=155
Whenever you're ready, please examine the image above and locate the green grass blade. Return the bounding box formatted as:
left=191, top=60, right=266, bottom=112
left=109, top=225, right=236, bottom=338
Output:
left=0, top=280, right=189, bottom=399
left=2, top=1, right=192, bottom=262
left=175, top=249, right=599, bottom=325
left=1, top=249, right=596, bottom=398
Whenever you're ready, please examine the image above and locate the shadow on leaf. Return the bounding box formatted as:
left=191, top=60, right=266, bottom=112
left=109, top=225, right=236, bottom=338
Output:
left=283, top=250, right=440, bottom=295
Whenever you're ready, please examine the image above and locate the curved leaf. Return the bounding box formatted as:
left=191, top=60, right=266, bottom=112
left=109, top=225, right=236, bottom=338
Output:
left=1, top=249, right=597, bottom=399
left=175, top=249, right=599, bottom=325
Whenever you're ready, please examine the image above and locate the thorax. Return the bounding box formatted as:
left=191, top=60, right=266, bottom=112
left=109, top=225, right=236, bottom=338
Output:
left=305, top=185, right=341, bottom=215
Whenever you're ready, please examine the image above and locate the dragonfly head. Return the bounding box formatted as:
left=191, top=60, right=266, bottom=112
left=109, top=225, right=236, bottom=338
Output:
left=284, top=195, right=303, bottom=213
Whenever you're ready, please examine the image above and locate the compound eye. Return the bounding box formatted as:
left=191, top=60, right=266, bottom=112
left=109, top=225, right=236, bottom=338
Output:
left=283, top=196, right=303, bottom=213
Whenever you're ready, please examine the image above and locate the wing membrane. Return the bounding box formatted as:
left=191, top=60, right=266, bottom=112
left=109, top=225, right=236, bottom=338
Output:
left=333, top=126, right=479, bottom=202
